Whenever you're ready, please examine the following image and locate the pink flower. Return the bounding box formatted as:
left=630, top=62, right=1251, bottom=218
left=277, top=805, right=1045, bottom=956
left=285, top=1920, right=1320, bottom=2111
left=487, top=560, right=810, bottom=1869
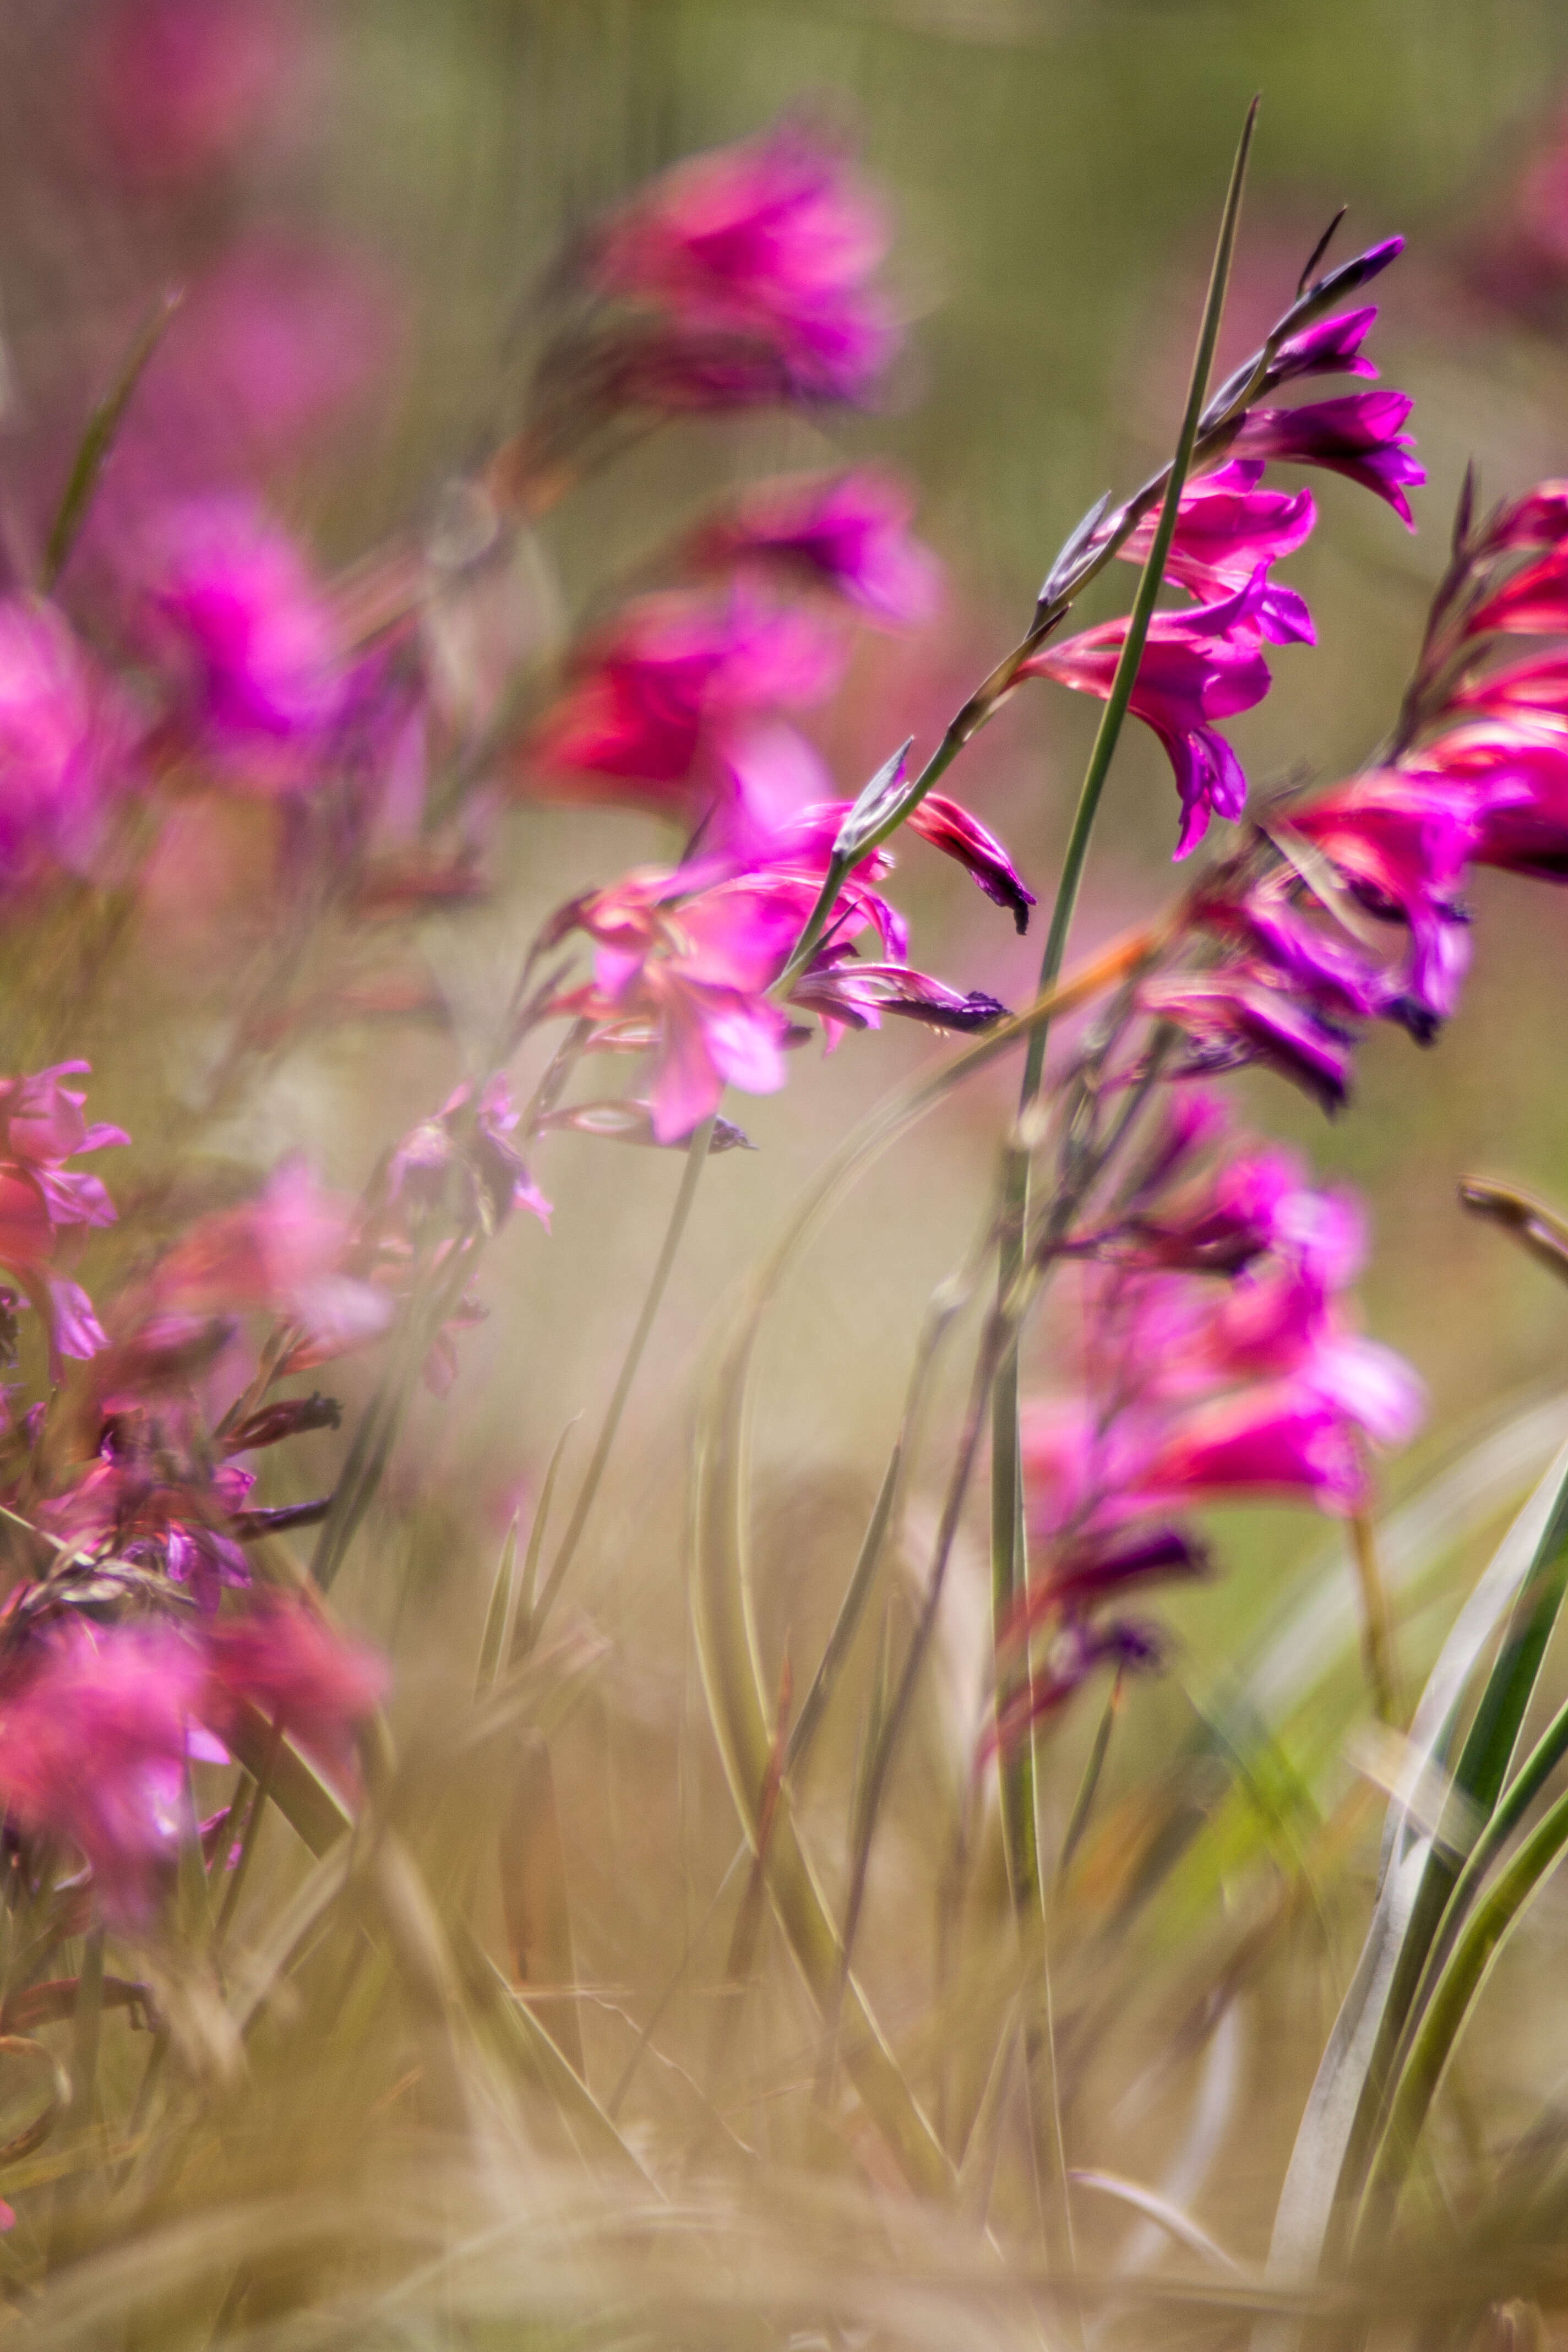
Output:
left=0, top=1624, right=202, bottom=1924
left=590, top=123, right=896, bottom=403
left=154, top=239, right=405, bottom=464
left=903, top=793, right=1036, bottom=932
left=37, top=1412, right=253, bottom=1606
left=559, top=867, right=803, bottom=1141
left=200, top=1600, right=386, bottom=1790
left=1140, top=967, right=1357, bottom=1113
left=0, top=1064, right=127, bottom=1368
left=83, top=0, right=299, bottom=190
left=0, top=601, right=134, bottom=891
left=1115, top=461, right=1316, bottom=644
left=147, top=1158, right=392, bottom=1364
left=1291, top=770, right=1482, bottom=1022
left=388, top=1076, right=551, bottom=1234
left=1132, top=1388, right=1369, bottom=1512
left=525, top=592, right=841, bottom=825
left=1229, top=390, right=1424, bottom=529
left=146, top=496, right=344, bottom=785
left=1465, top=548, right=1568, bottom=638
left=695, top=469, right=941, bottom=627
left=1022, top=572, right=1275, bottom=857
left=1269, top=303, right=1383, bottom=385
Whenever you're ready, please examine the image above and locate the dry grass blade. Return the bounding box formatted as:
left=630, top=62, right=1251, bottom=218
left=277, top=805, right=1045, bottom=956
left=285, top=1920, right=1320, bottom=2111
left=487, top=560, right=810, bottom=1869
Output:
left=498, top=1729, right=584, bottom=2076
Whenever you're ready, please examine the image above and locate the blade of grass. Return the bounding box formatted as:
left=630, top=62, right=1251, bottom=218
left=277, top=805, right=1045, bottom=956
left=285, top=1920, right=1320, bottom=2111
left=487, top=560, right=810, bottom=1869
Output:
left=41, top=291, right=181, bottom=592
left=1262, top=1435, right=1568, bottom=2337
left=993, top=96, right=1260, bottom=1921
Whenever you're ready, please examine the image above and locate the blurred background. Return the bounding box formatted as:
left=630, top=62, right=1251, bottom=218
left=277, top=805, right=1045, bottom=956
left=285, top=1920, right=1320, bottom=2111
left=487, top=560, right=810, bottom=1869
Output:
left=8, top=0, right=1568, bottom=2286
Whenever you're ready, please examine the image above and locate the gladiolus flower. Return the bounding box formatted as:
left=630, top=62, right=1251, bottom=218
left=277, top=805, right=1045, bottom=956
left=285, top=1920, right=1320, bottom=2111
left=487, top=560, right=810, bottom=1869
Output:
left=84, top=0, right=298, bottom=190
left=525, top=592, right=841, bottom=823
left=903, top=793, right=1036, bottom=930
left=147, top=1158, right=392, bottom=1364
left=148, top=495, right=344, bottom=783
left=200, top=1601, right=387, bottom=1790
left=0, top=602, right=134, bottom=892
left=1229, top=390, right=1425, bottom=528
left=590, top=123, right=897, bottom=404
left=695, top=468, right=941, bottom=627
left=0, top=1064, right=127, bottom=1368
left=1022, top=571, right=1275, bottom=857
left=0, top=1625, right=202, bottom=1924
left=1117, top=461, right=1317, bottom=644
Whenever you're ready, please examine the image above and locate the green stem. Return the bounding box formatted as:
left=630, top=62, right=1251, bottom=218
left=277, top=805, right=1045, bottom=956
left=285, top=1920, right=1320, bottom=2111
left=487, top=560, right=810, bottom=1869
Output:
left=992, top=96, right=1259, bottom=1918
left=531, top=1115, right=715, bottom=1640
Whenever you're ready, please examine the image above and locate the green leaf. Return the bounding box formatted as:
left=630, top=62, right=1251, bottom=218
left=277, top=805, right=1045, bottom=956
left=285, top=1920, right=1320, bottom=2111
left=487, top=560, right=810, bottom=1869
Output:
left=1262, top=1434, right=1568, bottom=2331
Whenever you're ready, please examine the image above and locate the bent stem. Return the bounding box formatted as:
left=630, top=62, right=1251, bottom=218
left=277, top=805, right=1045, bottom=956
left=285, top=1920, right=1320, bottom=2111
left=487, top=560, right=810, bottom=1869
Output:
left=532, top=1115, right=715, bottom=1641
left=990, top=95, right=1259, bottom=1929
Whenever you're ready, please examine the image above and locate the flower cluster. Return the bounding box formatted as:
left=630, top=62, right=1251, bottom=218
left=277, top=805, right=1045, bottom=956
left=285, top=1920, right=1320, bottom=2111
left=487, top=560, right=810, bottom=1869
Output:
left=515, top=122, right=897, bottom=492
left=1008, top=1103, right=1422, bottom=1744
left=1022, top=249, right=1424, bottom=858
left=1140, top=477, right=1568, bottom=1109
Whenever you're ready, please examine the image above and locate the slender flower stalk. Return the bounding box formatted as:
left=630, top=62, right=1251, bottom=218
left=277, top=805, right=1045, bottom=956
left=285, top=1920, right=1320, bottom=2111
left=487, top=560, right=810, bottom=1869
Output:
left=990, top=96, right=1259, bottom=1919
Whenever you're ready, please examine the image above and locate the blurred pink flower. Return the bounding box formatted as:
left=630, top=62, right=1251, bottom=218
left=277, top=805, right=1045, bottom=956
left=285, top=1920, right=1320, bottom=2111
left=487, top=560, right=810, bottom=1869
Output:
left=147, top=1157, right=392, bottom=1364
left=0, top=1064, right=126, bottom=1369
left=695, top=469, right=941, bottom=627
left=0, top=601, right=134, bottom=890
left=591, top=122, right=897, bottom=402
left=146, top=496, right=344, bottom=786
left=154, top=239, right=404, bottom=463
left=388, top=1075, right=551, bottom=1234
left=200, top=1600, right=386, bottom=1790
left=0, top=1624, right=202, bottom=1924
left=559, top=867, right=803, bottom=1141
left=525, top=590, right=841, bottom=822
left=84, top=0, right=299, bottom=190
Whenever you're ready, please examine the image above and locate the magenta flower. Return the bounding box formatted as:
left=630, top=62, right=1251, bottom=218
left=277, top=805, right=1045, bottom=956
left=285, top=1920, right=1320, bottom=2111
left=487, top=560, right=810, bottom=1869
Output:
left=903, top=792, right=1036, bottom=931
left=156, top=238, right=405, bottom=464
left=1229, top=390, right=1425, bottom=528
left=84, top=0, right=298, bottom=190
left=0, top=601, right=134, bottom=891
left=695, top=469, right=941, bottom=628
left=0, top=1064, right=127, bottom=1368
left=1116, top=461, right=1317, bottom=644
left=1019, top=1128, right=1419, bottom=1664
left=1132, top=1388, right=1369, bottom=1512
left=525, top=592, right=841, bottom=824
left=0, top=1624, right=202, bottom=1925
left=1465, top=548, right=1568, bottom=638
left=788, top=953, right=1006, bottom=1043
left=1139, top=968, right=1357, bottom=1112
left=147, top=1158, right=393, bottom=1365
left=388, top=1075, right=552, bottom=1234
left=1270, top=303, right=1383, bottom=385
left=1004, top=1125, right=1419, bottom=1755
left=1022, top=571, right=1275, bottom=857
left=590, top=123, right=897, bottom=403
left=37, top=1412, right=254, bottom=1605
left=1292, top=770, right=1482, bottom=1024
left=200, top=1600, right=386, bottom=1792
left=558, top=867, right=804, bottom=1141
left=147, top=496, right=344, bottom=786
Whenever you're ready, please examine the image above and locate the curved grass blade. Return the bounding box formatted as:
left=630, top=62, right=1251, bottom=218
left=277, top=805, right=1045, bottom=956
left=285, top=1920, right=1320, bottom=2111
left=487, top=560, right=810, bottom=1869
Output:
left=41, top=290, right=182, bottom=592
left=1261, top=1433, right=1568, bottom=2338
